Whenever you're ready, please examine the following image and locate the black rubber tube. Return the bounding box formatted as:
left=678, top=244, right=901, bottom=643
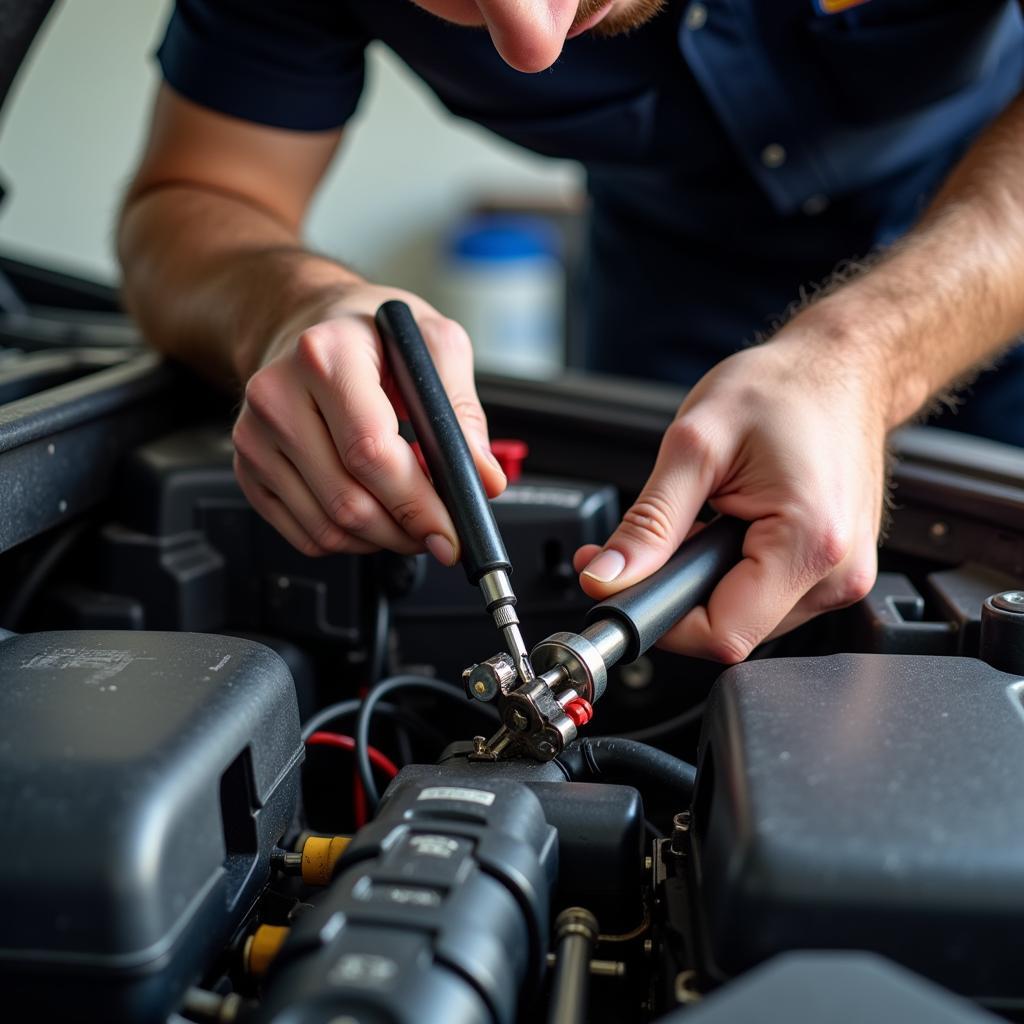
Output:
left=557, top=737, right=697, bottom=800
left=355, top=674, right=501, bottom=810
left=375, top=300, right=510, bottom=584
left=585, top=515, right=747, bottom=662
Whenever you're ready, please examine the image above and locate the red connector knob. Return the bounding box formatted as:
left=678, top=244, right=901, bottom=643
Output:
left=490, top=439, right=529, bottom=484
left=564, top=697, right=593, bottom=729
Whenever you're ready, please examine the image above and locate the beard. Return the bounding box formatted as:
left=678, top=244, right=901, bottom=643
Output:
left=571, top=0, right=668, bottom=38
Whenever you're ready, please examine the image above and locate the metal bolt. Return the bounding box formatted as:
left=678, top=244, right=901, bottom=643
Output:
left=535, top=739, right=555, bottom=757
left=644, top=856, right=653, bottom=872
left=590, top=959, right=626, bottom=978
left=992, top=591, right=1024, bottom=614
left=674, top=969, right=701, bottom=1005
left=670, top=811, right=692, bottom=854
left=466, top=653, right=517, bottom=702
left=472, top=735, right=488, bottom=755
left=510, top=708, right=529, bottom=731
left=685, top=2, right=707, bottom=30
left=545, top=953, right=625, bottom=978
left=761, top=143, right=787, bottom=168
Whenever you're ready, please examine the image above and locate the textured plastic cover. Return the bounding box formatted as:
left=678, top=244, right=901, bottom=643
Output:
left=695, top=654, right=1024, bottom=998
left=660, top=952, right=1000, bottom=1024
left=0, top=630, right=303, bottom=1020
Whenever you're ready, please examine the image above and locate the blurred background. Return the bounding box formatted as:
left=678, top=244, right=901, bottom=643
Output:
left=0, top=0, right=585, bottom=376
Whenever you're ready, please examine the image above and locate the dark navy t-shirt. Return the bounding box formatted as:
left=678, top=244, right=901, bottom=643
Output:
left=157, top=0, right=1024, bottom=444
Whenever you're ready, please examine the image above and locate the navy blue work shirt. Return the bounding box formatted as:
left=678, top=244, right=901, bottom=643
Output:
left=157, top=0, right=1024, bottom=445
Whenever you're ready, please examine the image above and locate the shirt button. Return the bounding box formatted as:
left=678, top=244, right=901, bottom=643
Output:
left=802, top=193, right=830, bottom=216
left=760, top=143, right=787, bottom=169
left=686, top=3, right=708, bottom=30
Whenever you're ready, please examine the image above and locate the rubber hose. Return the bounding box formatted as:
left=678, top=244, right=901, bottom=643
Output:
left=557, top=737, right=697, bottom=800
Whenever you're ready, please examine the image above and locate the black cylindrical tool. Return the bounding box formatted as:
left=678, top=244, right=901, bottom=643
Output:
left=376, top=300, right=535, bottom=684
left=584, top=515, right=747, bottom=663
left=375, top=300, right=509, bottom=584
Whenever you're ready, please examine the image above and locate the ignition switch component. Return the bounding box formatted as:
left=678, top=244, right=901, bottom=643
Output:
left=466, top=515, right=746, bottom=761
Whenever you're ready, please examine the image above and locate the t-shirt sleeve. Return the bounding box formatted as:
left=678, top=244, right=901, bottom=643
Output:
left=156, top=0, right=370, bottom=131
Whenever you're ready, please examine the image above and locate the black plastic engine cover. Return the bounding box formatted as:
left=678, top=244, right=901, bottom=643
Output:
left=0, top=629, right=304, bottom=1022
left=693, top=653, right=1024, bottom=999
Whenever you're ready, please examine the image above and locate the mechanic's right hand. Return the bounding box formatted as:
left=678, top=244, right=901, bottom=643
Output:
left=232, top=283, right=506, bottom=561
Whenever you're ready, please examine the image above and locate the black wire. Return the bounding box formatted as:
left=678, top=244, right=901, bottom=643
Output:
left=369, top=590, right=390, bottom=684
left=0, top=518, right=91, bottom=629
left=301, top=699, right=360, bottom=742
left=618, top=702, right=706, bottom=743
left=301, top=697, right=452, bottom=749
left=356, top=675, right=500, bottom=812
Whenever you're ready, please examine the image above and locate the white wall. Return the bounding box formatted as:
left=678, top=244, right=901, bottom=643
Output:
left=0, top=0, right=582, bottom=296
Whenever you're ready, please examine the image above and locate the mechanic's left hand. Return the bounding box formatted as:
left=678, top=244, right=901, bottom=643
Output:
left=573, top=332, right=888, bottom=662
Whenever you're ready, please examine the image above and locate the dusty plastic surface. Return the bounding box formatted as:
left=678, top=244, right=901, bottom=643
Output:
left=0, top=629, right=303, bottom=1022
left=695, top=653, right=1024, bottom=998
left=660, top=952, right=1000, bottom=1023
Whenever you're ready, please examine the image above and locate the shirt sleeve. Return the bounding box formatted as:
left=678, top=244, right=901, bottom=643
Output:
left=156, top=0, right=370, bottom=131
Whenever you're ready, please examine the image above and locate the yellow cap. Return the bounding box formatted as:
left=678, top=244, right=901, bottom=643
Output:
left=244, top=924, right=290, bottom=977
left=301, top=834, right=351, bottom=886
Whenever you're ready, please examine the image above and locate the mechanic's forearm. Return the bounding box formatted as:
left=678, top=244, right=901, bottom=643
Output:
left=782, top=92, right=1024, bottom=430
left=117, top=185, right=363, bottom=384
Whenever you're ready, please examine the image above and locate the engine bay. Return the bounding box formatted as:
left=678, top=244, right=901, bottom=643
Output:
left=1, top=281, right=1024, bottom=1023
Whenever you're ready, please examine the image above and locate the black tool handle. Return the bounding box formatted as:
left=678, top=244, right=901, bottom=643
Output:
left=376, top=300, right=510, bottom=583
left=585, top=515, right=747, bottom=662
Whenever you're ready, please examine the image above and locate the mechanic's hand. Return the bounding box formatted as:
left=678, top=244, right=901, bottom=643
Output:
left=573, top=334, right=888, bottom=662
left=232, top=283, right=506, bottom=560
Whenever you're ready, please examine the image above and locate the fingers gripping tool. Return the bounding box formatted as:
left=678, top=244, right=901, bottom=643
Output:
left=376, top=300, right=747, bottom=763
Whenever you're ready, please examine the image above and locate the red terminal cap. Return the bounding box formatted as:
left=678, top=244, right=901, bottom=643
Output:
left=564, top=697, right=593, bottom=729
left=490, top=439, right=529, bottom=484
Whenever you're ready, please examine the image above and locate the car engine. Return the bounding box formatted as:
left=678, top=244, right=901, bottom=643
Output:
left=1, top=263, right=1023, bottom=1024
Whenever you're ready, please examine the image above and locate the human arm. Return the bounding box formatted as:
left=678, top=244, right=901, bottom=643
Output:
left=575, top=90, right=1024, bottom=661
left=118, top=85, right=505, bottom=561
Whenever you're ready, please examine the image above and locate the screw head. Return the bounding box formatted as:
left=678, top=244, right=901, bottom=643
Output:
left=510, top=708, right=529, bottom=731
left=466, top=653, right=517, bottom=702
left=992, top=591, right=1024, bottom=614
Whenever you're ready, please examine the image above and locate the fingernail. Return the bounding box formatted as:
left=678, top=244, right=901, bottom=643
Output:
left=425, top=533, right=457, bottom=567
left=582, top=549, right=626, bottom=583
left=481, top=447, right=506, bottom=478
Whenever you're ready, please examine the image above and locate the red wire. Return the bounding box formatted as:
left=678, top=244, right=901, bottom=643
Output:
left=352, top=773, right=368, bottom=828
left=307, top=731, right=400, bottom=777
left=306, top=731, right=399, bottom=829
